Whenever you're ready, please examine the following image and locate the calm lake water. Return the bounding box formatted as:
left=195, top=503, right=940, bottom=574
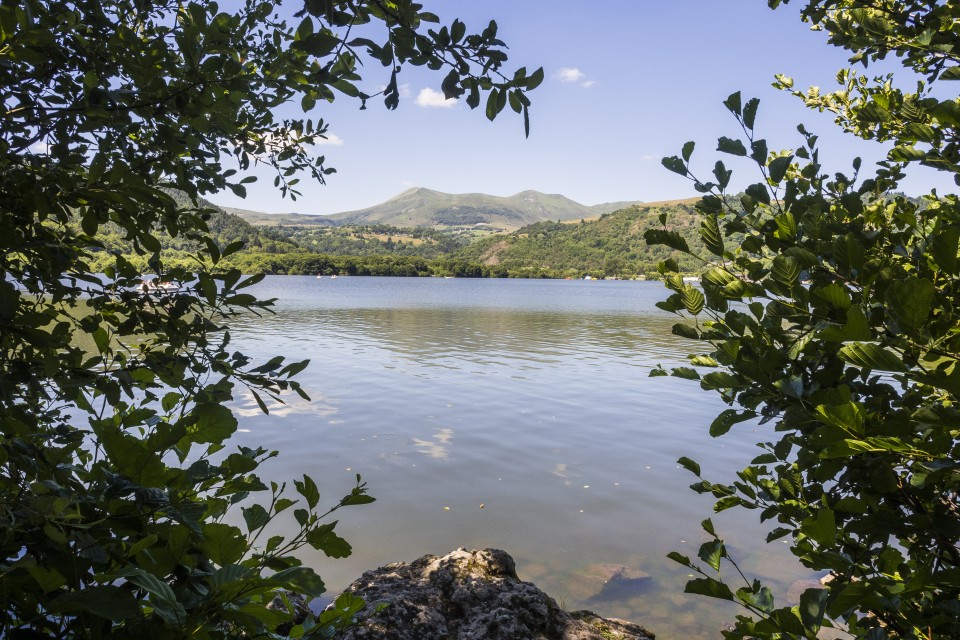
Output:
left=229, top=276, right=812, bottom=638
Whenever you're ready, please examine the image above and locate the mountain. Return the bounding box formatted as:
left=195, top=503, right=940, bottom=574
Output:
left=229, top=188, right=644, bottom=230
left=326, top=188, right=642, bottom=229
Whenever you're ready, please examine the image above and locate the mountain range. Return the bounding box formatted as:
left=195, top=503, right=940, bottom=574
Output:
left=224, top=188, right=644, bottom=230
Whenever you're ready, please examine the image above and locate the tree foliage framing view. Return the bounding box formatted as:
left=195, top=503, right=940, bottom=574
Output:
left=649, top=1, right=960, bottom=638
left=0, top=1, right=540, bottom=636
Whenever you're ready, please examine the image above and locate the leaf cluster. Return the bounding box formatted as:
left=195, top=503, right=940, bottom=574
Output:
left=651, top=81, right=960, bottom=639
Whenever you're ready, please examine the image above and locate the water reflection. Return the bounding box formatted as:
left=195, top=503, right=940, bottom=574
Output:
left=231, top=306, right=685, bottom=372
left=412, top=428, right=454, bottom=460
left=224, top=277, right=810, bottom=640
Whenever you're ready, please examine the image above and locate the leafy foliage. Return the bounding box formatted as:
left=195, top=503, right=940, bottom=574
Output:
left=0, top=0, right=535, bottom=636
left=649, top=3, right=960, bottom=637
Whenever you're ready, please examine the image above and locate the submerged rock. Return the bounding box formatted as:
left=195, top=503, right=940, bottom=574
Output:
left=568, top=563, right=653, bottom=602
left=332, top=548, right=655, bottom=640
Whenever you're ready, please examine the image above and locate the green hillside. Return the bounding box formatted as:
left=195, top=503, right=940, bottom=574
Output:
left=455, top=199, right=707, bottom=278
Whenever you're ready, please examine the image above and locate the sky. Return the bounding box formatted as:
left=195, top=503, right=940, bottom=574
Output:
left=208, top=0, right=954, bottom=215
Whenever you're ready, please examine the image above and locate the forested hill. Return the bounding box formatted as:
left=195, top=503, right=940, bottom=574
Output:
left=454, top=198, right=708, bottom=278
left=84, top=193, right=303, bottom=271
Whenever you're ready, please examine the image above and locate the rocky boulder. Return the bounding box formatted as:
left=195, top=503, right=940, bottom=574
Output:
left=331, top=548, right=655, bottom=640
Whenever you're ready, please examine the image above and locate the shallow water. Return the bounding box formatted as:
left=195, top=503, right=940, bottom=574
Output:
left=228, top=276, right=812, bottom=638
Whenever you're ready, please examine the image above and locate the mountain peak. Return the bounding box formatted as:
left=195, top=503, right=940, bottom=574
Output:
left=277, top=188, right=644, bottom=230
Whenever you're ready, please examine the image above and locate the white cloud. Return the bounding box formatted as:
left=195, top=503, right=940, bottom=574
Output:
left=316, top=133, right=344, bottom=146
left=555, top=67, right=585, bottom=83
left=555, top=67, right=595, bottom=88
left=415, top=87, right=458, bottom=108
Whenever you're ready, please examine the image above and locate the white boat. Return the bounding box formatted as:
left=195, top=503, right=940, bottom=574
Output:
left=142, top=279, right=180, bottom=293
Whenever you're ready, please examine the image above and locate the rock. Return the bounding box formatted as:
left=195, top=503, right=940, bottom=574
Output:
left=331, top=548, right=655, bottom=640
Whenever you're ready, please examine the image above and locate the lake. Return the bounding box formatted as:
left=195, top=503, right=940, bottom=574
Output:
left=229, top=276, right=811, bottom=638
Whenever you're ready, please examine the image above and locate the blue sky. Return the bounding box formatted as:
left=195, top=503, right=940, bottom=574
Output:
left=209, top=0, right=953, bottom=215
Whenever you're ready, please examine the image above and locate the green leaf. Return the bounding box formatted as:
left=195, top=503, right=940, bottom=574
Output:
left=701, top=371, right=743, bottom=390
left=717, top=136, right=747, bottom=156
left=677, top=456, right=701, bottom=476
left=710, top=409, right=753, bottom=437
left=801, top=508, right=836, bottom=547
left=742, top=97, right=759, bottom=130
left=242, top=504, right=270, bottom=533
left=340, top=487, right=375, bottom=506
left=940, top=66, right=960, bottom=80
left=670, top=367, right=701, bottom=381
left=189, top=403, right=238, bottom=444
left=527, top=66, right=544, bottom=89
left=666, top=551, right=692, bottom=567
left=685, top=577, right=734, bottom=601
left=833, top=234, right=864, bottom=275
left=885, top=276, right=934, bottom=331
left=888, top=145, right=926, bottom=162
left=736, top=585, right=775, bottom=614
left=119, top=567, right=187, bottom=625
left=930, top=227, right=959, bottom=274
left=771, top=255, right=800, bottom=285
left=92, top=327, right=110, bottom=353
left=698, top=539, right=725, bottom=571
left=768, top=155, right=793, bottom=183
left=799, top=588, right=829, bottom=632
left=702, top=268, right=737, bottom=287
left=200, top=523, right=247, bottom=566
left=839, top=343, right=907, bottom=372
left=661, top=155, right=687, bottom=176
left=681, top=286, right=705, bottom=315
left=819, top=306, right=871, bottom=342
left=306, top=523, right=352, bottom=558
left=47, top=586, right=141, bottom=622
left=700, top=216, right=724, bottom=256
left=294, top=474, right=320, bottom=510
left=672, top=323, right=700, bottom=340
left=814, top=402, right=865, bottom=436
left=713, top=161, right=731, bottom=189
left=813, top=283, right=852, bottom=310
left=723, top=91, right=742, bottom=116
left=0, top=280, right=19, bottom=321
left=485, top=88, right=499, bottom=121
left=271, top=566, right=326, bottom=597
left=681, top=141, right=695, bottom=162
left=643, top=229, right=690, bottom=253
left=821, top=437, right=930, bottom=459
